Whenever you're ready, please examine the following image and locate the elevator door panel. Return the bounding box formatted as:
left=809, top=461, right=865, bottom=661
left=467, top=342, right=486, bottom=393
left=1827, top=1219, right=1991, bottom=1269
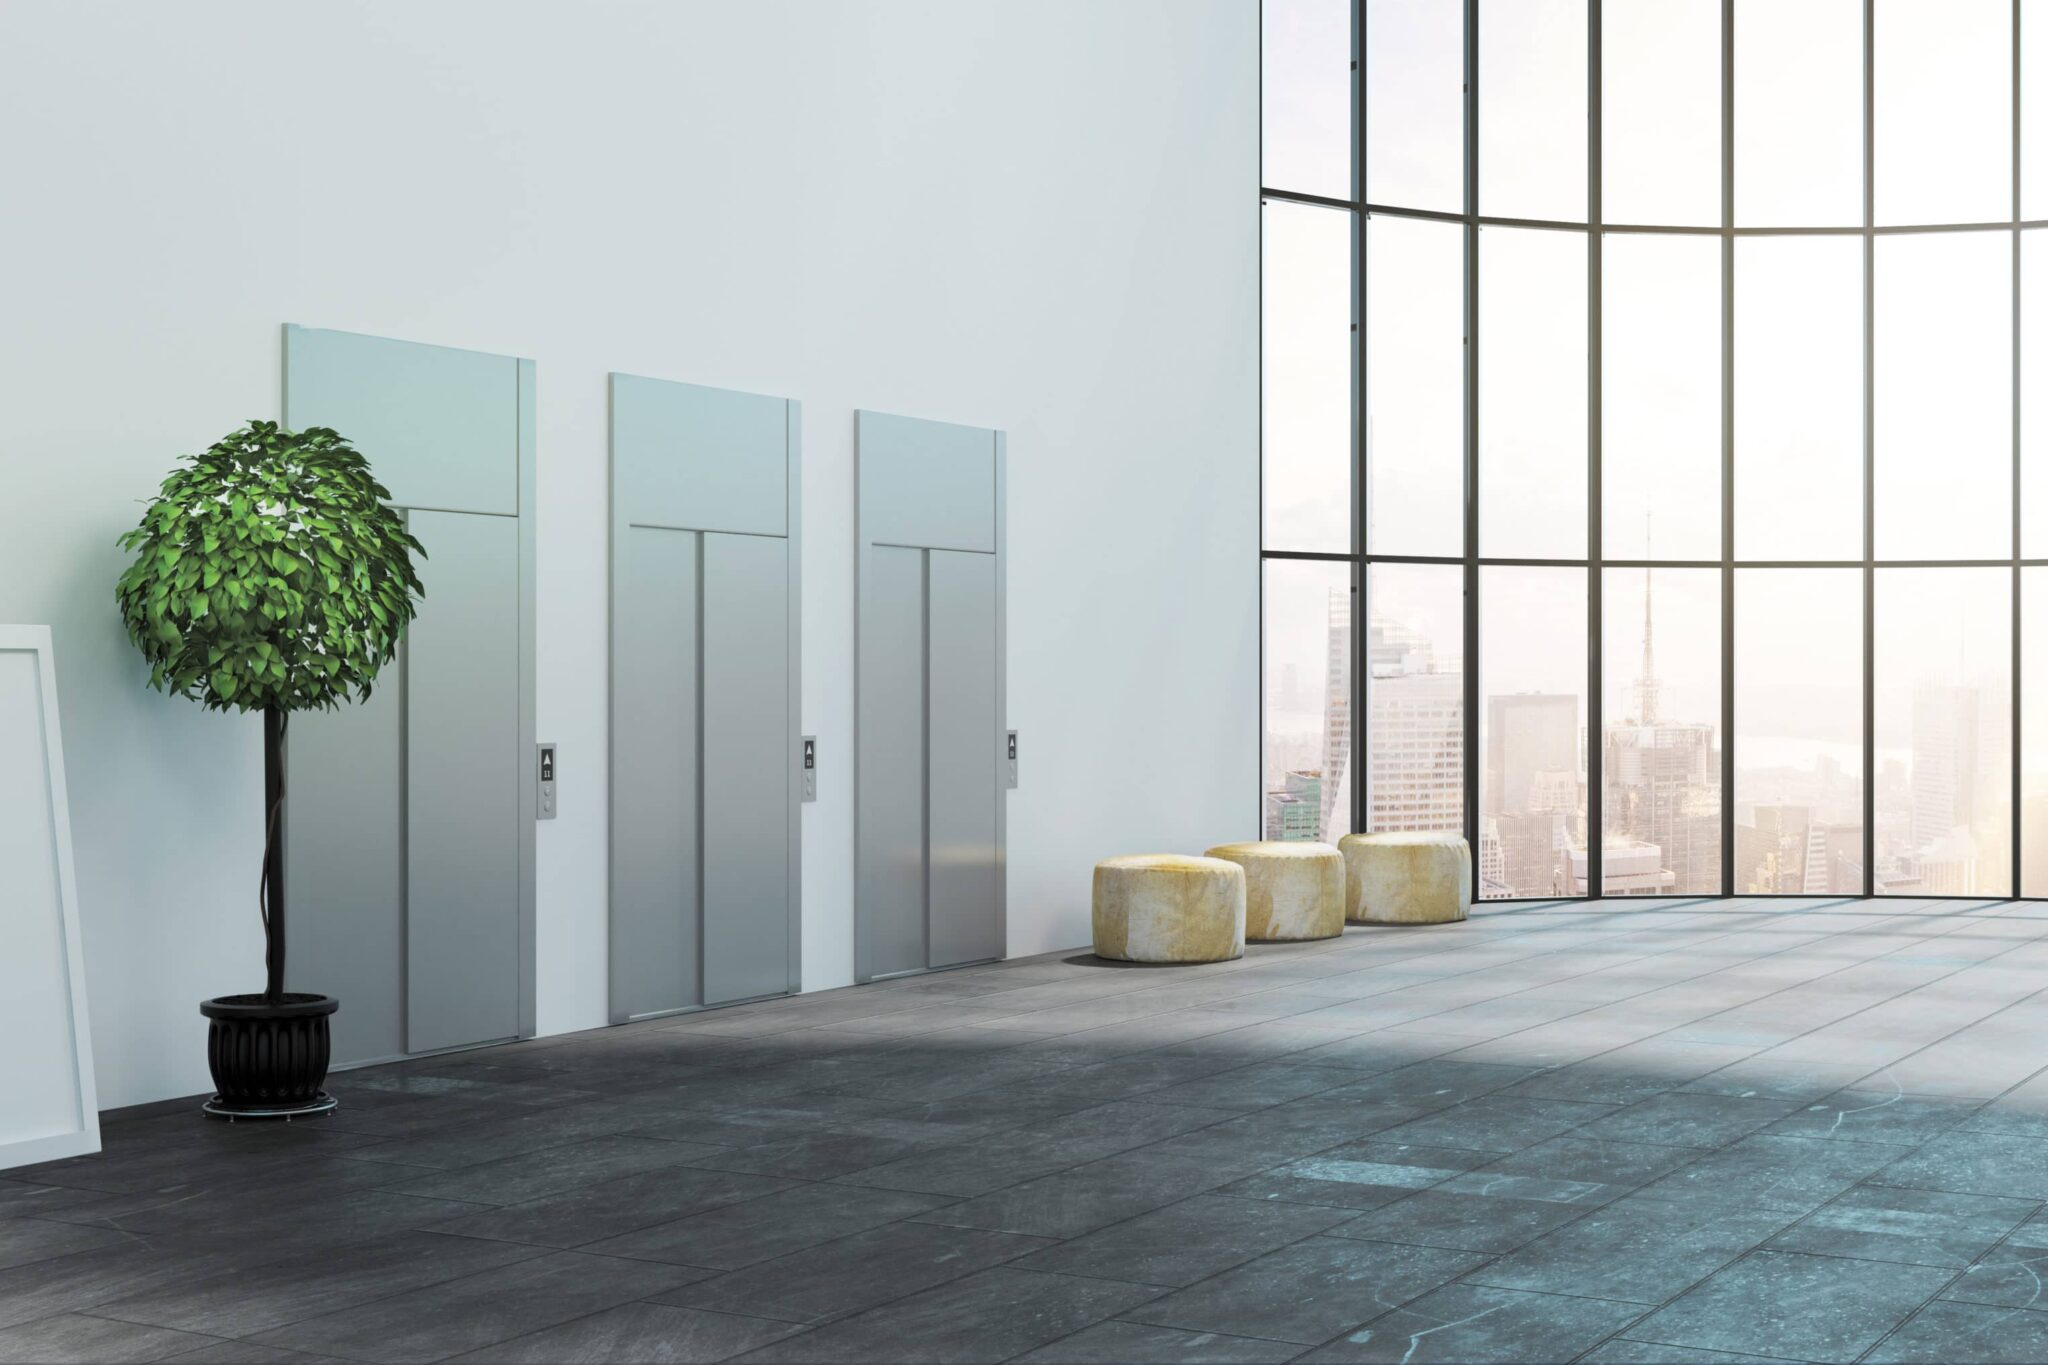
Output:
left=927, top=550, right=1001, bottom=968
left=861, top=545, right=928, bottom=978
left=285, top=682, right=403, bottom=1065
left=611, top=527, right=701, bottom=1020
left=405, top=510, right=522, bottom=1054
left=702, top=533, right=791, bottom=1003
left=284, top=327, right=518, bottom=517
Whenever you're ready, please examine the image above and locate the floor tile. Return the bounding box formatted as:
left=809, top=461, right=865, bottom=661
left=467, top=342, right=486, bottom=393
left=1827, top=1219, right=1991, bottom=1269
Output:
left=1122, top=1236, right=1484, bottom=1345
left=158, top=1342, right=341, bottom=1363
left=1871, top=1132, right=2048, bottom=1200
left=0, top=1312, right=219, bottom=1364
left=912, top=1152, right=1236, bottom=1239
left=1300, top=1282, right=1644, bottom=1363
left=584, top=1183, right=953, bottom=1270
left=1464, top=1197, right=1792, bottom=1305
left=1011, top=1320, right=1299, bottom=1363
left=244, top=1251, right=704, bottom=1363
left=446, top=1302, right=801, bottom=1362
left=1220, top=1143, right=1489, bottom=1211
left=1014, top=1193, right=1352, bottom=1286
left=661, top=1221, right=1052, bottom=1324
left=1629, top=1135, right=1909, bottom=1214
left=1863, top=1299, right=2048, bottom=1363
left=1138, top=1063, right=1360, bottom=1111
left=427, top=1167, right=794, bottom=1249
left=1761, top=1090, right=1981, bottom=1146
left=1626, top=1250, right=1954, bottom=1363
left=680, top=1132, right=925, bottom=1181
left=1366, top=1096, right=1615, bottom=1154
left=373, top=1136, right=718, bottom=1206
left=0, top=1217, right=134, bottom=1271
left=729, top=1267, right=1163, bottom=1363
left=1575, top=1093, right=1797, bottom=1149
left=1448, top=1135, right=1703, bottom=1205
left=1579, top=1341, right=1804, bottom=1363
left=0, top=1243, right=239, bottom=1331
left=1940, top=1206, right=2048, bottom=1310
left=91, top=1231, right=547, bottom=1337
left=1330, top=1189, right=1592, bottom=1255
left=0, top=1181, right=121, bottom=1220
left=1767, top=1185, right=2036, bottom=1268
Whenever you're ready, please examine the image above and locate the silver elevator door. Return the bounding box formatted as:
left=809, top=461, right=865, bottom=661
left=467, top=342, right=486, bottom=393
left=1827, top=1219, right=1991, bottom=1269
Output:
left=856, top=410, right=1006, bottom=982
left=609, top=375, right=800, bottom=1021
left=283, top=326, right=533, bottom=1066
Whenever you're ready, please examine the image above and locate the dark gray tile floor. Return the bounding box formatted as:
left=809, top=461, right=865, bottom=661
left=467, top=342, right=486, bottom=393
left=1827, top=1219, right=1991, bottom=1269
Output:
left=8, top=896, right=2048, bottom=1363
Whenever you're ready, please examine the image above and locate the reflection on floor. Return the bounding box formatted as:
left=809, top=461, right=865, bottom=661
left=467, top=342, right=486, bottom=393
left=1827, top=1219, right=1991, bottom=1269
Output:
left=6, top=897, right=2048, bottom=1363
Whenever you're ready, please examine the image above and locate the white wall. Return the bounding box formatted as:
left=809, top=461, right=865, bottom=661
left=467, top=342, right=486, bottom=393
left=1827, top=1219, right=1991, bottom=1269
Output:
left=0, top=0, right=1258, bottom=1110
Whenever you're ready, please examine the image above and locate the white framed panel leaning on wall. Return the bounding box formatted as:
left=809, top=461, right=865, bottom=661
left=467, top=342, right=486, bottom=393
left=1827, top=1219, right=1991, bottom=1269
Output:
left=0, top=626, right=100, bottom=1168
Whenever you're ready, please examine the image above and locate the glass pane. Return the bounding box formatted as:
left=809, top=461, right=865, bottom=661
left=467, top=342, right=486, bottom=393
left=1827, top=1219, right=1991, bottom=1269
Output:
left=2025, top=568, right=2048, bottom=895
left=1480, top=226, right=1588, bottom=559
left=1264, top=0, right=1354, bottom=201
left=2025, top=231, right=2048, bottom=557
left=1875, top=0, right=2011, bottom=225
left=1479, top=0, right=1587, bottom=221
left=1601, top=566, right=1722, bottom=895
left=1479, top=566, right=1587, bottom=899
left=1735, top=237, right=1864, bottom=560
left=1367, top=214, right=1463, bottom=556
left=1875, top=568, right=2010, bottom=896
left=1874, top=231, right=2011, bottom=560
left=1735, top=0, right=1862, bottom=226
left=1367, top=563, right=1464, bottom=835
left=2027, top=1, right=2048, bottom=220
left=1604, top=0, right=1721, bottom=226
left=1734, top=569, right=1865, bottom=895
left=1264, top=201, right=1355, bottom=553
left=1264, top=559, right=1354, bottom=844
left=1366, top=0, right=1463, bottom=211
left=1604, top=233, right=1723, bottom=560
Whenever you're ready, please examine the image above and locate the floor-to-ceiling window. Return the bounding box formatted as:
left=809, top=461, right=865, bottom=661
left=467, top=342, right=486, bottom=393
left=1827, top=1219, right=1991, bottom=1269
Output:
left=1262, top=0, right=2040, bottom=900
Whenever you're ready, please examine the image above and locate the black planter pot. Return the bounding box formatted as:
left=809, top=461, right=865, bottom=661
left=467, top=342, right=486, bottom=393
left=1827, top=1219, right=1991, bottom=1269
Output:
left=199, top=993, right=339, bottom=1120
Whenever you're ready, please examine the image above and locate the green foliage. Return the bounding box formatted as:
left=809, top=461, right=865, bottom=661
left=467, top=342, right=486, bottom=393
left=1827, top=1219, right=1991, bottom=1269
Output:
left=116, top=422, right=425, bottom=714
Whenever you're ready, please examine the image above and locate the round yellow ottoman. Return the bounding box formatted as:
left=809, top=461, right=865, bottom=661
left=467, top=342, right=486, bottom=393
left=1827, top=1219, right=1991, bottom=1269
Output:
left=1091, top=855, right=1245, bottom=963
left=1203, top=842, right=1343, bottom=942
left=1338, top=832, right=1471, bottom=925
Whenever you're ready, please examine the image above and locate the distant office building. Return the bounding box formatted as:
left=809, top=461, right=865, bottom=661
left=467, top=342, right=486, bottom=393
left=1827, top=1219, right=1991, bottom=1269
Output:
left=1264, top=770, right=1323, bottom=842
left=1319, top=587, right=1351, bottom=842
left=1905, top=682, right=2009, bottom=894
left=1368, top=658, right=1463, bottom=834
left=1484, top=693, right=1581, bottom=897
left=1563, top=840, right=1674, bottom=896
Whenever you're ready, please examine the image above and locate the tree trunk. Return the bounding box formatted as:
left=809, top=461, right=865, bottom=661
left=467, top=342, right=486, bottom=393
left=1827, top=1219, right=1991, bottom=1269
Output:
left=263, top=705, right=287, bottom=1005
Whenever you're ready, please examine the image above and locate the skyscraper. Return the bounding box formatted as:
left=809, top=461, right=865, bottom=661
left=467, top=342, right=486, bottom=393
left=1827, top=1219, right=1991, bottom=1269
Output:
left=1604, top=558, right=1721, bottom=894
left=1484, top=693, right=1581, bottom=896
left=1318, top=586, right=1351, bottom=841
left=1367, top=615, right=1463, bottom=835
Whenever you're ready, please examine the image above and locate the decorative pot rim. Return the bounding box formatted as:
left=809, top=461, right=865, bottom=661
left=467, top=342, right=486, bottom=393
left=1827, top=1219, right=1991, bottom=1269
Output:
left=200, top=993, right=338, bottom=1020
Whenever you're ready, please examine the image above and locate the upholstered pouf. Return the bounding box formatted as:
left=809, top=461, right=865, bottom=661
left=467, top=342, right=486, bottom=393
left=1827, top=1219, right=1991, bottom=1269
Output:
left=1337, top=832, right=1471, bottom=925
left=1091, top=855, right=1245, bottom=963
left=1203, top=842, right=1343, bottom=943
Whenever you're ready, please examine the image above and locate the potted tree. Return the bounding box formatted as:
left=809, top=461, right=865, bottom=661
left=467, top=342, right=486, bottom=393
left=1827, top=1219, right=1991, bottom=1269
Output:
left=117, top=421, right=423, bottom=1119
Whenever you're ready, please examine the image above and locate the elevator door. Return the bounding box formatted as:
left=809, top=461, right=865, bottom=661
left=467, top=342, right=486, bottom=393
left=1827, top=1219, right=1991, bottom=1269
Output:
left=610, top=376, right=800, bottom=1021
left=282, top=326, right=536, bottom=1066
left=855, top=410, right=1007, bottom=983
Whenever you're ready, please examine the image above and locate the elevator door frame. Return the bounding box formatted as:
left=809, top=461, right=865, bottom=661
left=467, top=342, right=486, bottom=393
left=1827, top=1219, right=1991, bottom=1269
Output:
left=607, top=375, right=802, bottom=1022
left=280, top=324, right=538, bottom=1065
left=854, top=410, right=1008, bottom=986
